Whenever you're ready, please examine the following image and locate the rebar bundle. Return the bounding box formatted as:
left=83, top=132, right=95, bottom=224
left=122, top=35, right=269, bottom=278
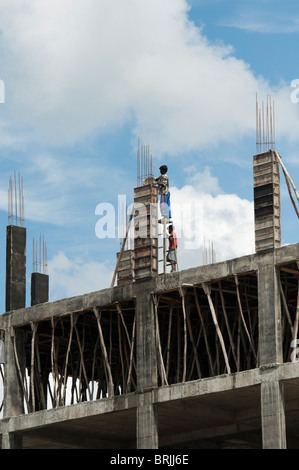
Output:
left=137, top=137, right=154, bottom=187
left=8, top=171, right=24, bottom=226
left=256, top=93, right=275, bottom=154
left=33, top=233, right=48, bottom=274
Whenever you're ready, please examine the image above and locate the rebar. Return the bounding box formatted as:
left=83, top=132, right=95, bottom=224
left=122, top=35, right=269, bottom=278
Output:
left=137, top=137, right=154, bottom=187
left=33, top=233, right=48, bottom=274
left=256, top=93, right=276, bottom=154
left=8, top=171, right=25, bottom=226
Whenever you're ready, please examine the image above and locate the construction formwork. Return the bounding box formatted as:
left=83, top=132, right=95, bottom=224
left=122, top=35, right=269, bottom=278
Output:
left=0, top=150, right=299, bottom=449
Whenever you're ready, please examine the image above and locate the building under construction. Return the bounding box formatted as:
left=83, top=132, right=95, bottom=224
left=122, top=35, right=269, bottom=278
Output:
left=0, top=132, right=299, bottom=449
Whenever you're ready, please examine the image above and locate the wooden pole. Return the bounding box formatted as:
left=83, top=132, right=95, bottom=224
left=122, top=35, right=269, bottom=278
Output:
left=179, top=287, right=188, bottom=382
left=193, top=287, right=214, bottom=376
left=202, top=283, right=231, bottom=374
left=218, top=282, right=238, bottom=369
left=152, top=294, right=168, bottom=385
left=30, top=322, right=36, bottom=412
left=110, top=209, right=134, bottom=288
left=62, top=313, right=75, bottom=405
left=234, top=275, right=257, bottom=361
left=275, top=152, right=299, bottom=217
left=126, top=314, right=136, bottom=392
left=93, top=307, right=114, bottom=397
left=166, top=304, right=174, bottom=378
left=11, top=328, right=30, bottom=413
left=186, top=305, right=201, bottom=379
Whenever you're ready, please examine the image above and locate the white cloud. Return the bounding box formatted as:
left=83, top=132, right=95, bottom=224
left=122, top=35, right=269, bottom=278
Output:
left=219, top=9, right=299, bottom=34
left=48, top=251, right=112, bottom=300
left=169, top=169, right=255, bottom=270
left=0, top=0, right=297, bottom=155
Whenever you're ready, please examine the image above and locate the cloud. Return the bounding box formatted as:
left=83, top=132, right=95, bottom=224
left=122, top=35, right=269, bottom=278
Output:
left=219, top=8, right=299, bottom=34
left=48, top=251, right=112, bottom=300
left=0, top=0, right=297, bottom=156
left=169, top=168, right=255, bottom=269
left=46, top=168, right=255, bottom=299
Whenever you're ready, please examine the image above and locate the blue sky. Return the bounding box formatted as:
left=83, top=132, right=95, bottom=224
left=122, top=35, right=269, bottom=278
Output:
left=0, top=0, right=298, bottom=311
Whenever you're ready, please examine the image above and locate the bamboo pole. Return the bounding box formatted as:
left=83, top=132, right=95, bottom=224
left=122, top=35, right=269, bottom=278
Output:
left=94, top=308, right=114, bottom=397
left=237, top=311, right=241, bottom=372
left=186, top=305, right=201, bottom=379
left=110, top=209, right=134, bottom=288
left=30, top=322, right=36, bottom=412
left=179, top=287, right=188, bottom=382
left=294, top=266, right=299, bottom=343
left=50, top=317, right=58, bottom=407
left=152, top=294, right=168, bottom=385
left=74, top=320, right=92, bottom=401
left=115, top=302, right=137, bottom=377
left=117, top=315, right=125, bottom=393
left=62, top=313, right=75, bottom=405
left=187, top=321, right=203, bottom=380
left=275, top=152, right=299, bottom=208
left=202, top=283, right=231, bottom=374
left=218, top=282, right=238, bottom=369
left=126, top=314, right=136, bottom=392
left=234, top=275, right=257, bottom=361
left=279, top=279, right=294, bottom=338
left=176, top=312, right=181, bottom=382
left=193, top=287, right=214, bottom=376
left=11, top=328, right=30, bottom=413
left=166, top=304, right=174, bottom=378
left=34, top=329, right=47, bottom=410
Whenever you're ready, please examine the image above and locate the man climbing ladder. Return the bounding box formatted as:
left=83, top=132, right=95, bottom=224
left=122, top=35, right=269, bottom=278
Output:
left=167, top=225, right=178, bottom=272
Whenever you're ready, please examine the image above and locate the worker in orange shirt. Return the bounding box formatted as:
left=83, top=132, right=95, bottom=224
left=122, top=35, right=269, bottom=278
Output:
left=167, top=225, right=178, bottom=272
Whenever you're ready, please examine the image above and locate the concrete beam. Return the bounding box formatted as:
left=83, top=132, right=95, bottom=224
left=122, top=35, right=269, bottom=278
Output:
left=2, top=243, right=299, bottom=329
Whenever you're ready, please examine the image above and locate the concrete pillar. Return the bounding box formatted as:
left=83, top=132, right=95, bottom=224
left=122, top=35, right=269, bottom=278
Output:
left=2, top=327, right=25, bottom=449
left=253, top=150, right=281, bottom=252
left=136, top=397, right=159, bottom=449
left=31, top=272, right=49, bottom=305
left=254, top=151, right=283, bottom=362
left=257, top=252, right=283, bottom=365
left=261, top=381, right=286, bottom=449
left=6, top=225, right=26, bottom=312
left=116, top=250, right=135, bottom=286
left=134, top=183, right=158, bottom=281
left=135, top=285, right=158, bottom=449
left=3, top=328, right=25, bottom=419
left=1, top=432, right=23, bottom=449
left=3, top=225, right=26, bottom=448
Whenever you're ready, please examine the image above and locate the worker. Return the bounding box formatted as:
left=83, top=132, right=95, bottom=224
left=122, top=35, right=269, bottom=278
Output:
left=155, top=165, right=172, bottom=221
left=167, top=225, right=177, bottom=272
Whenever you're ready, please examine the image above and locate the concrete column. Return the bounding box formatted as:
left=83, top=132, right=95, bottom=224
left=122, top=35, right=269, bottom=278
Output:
left=136, top=396, right=158, bottom=449
left=261, top=381, right=286, bottom=449
left=6, top=225, right=26, bottom=312
left=253, top=150, right=281, bottom=252
left=135, top=284, right=158, bottom=448
left=31, top=272, right=49, bottom=305
left=3, top=329, right=25, bottom=419
left=134, top=183, right=158, bottom=281
left=3, top=225, right=26, bottom=448
left=136, top=286, right=157, bottom=390
left=1, top=432, right=23, bottom=449
left=2, top=328, right=25, bottom=449
left=257, top=251, right=283, bottom=365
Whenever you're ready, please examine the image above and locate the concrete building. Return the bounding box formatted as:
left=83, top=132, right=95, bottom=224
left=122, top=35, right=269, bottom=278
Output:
left=0, top=149, right=299, bottom=449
